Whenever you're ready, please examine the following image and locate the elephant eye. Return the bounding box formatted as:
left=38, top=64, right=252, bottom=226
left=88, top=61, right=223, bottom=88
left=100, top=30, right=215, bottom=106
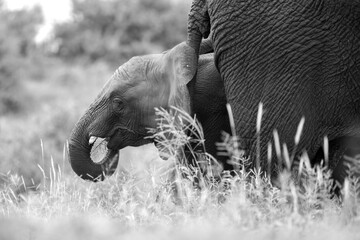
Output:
left=112, top=98, right=123, bottom=110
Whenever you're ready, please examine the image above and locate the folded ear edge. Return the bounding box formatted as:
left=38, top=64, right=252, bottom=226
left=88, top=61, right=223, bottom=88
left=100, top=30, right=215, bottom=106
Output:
left=169, top=42, right=197, bottom=86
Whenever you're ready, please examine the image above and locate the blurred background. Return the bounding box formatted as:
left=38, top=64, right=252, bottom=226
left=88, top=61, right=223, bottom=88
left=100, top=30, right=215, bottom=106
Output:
left=0, top=0, right=190, bottom=186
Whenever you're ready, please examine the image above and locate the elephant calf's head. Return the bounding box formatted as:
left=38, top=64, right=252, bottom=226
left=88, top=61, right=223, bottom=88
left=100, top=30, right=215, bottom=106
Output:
left=68, top=43, right=197, bottom=181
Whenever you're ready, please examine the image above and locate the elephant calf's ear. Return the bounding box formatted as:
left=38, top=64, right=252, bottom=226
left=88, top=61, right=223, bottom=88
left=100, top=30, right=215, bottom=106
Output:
left=167, top=42, right=197, bottom=86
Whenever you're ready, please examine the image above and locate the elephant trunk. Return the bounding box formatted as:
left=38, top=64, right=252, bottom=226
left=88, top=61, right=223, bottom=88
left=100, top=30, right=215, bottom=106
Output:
left=186, top=1, right=210, bottom=56
left=187, top=2, right=210, bottom=109
left=68, top=112, right=119, bottom=182
left=187, top=30, right=202, bottom=57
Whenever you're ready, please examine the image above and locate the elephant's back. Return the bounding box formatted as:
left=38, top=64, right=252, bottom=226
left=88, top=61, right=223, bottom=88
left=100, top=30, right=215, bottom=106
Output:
left=209, top=0, right=360, bottom=79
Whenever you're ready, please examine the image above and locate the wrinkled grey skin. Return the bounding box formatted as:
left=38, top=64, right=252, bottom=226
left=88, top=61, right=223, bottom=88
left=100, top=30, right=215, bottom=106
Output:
left=68, top=41, right=230, bottom=181
left=190, top=51, right=232, bottom=171
left=187, top=1, right=360, bottom=178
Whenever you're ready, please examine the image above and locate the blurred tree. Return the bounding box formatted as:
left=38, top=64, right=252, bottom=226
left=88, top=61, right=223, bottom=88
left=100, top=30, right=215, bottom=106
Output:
left=52, top=0, right=190, bottom=66
left=0, top=4, right=43, bottom=114
left=0, top=4, right=43, bottom=58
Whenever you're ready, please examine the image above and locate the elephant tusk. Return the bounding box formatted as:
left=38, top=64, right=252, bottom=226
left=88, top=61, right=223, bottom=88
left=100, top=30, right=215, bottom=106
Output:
left=89, top=136, right=97, bottom=145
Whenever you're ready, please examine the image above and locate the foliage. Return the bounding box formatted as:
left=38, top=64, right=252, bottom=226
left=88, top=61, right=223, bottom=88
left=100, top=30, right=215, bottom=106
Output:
left=0, top=61, right=112, bottom=185
left=0, top=3, right=43, bottom=114
left=52, top=0, right=190, bottom=66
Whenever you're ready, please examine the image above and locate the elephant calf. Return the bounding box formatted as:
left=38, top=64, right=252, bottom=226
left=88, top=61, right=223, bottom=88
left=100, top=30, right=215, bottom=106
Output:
left=68, top=42, right=230, bottom=181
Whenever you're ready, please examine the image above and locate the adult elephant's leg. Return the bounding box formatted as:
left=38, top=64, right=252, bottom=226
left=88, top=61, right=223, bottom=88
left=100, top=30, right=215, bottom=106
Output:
left=201, top=113, right=232, bottom=170
left=224, top=74, right=321, bottom=175
left=331, top=137, right=360, bottom=190
left=311, top=136, right=358, bottom=195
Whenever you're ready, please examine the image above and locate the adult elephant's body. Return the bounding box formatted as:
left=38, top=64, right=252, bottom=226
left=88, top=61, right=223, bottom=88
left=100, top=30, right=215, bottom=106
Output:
left=187, top=1, right=360, bottom=173
left=68, top=41, right=230, bottom=181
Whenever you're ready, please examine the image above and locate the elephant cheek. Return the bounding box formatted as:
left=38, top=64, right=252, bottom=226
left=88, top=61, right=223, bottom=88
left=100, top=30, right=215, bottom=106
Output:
left=106, top=134, right=127, bottom=150
left=139, top=104, right=159, bottom=130
left=146, top=114, right=158, bottom=130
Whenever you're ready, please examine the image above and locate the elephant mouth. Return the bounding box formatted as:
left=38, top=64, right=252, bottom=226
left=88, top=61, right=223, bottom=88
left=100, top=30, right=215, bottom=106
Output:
left=88, top=128, right=154, bottom=159
left=88, top=136, right=119, bottom=165
left=89, top=128, right=122, bottom=150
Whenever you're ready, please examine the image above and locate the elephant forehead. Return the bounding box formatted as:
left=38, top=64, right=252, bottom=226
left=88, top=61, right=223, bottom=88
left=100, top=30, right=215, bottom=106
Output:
left=101, top=54, right=170, bottom=103
left=102, top=58, right=148, bottom=93
left=117, top=56, right=148, bottom=81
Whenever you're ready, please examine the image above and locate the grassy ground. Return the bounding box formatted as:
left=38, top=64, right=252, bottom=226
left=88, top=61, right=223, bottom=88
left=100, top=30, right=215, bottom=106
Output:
left=0, top=154, right=360, bottom=240
left=1, top=59, right=360, bottom=239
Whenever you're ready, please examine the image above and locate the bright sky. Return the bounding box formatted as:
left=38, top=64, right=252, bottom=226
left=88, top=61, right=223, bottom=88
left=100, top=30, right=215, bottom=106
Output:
left=4, top=0, right=72, bottom=42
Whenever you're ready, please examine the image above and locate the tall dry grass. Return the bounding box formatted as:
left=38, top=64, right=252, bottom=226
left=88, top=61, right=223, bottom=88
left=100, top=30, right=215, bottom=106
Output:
left=0, top=106, right=360, bottom=240
left=0, top=59, right=113, bottom=185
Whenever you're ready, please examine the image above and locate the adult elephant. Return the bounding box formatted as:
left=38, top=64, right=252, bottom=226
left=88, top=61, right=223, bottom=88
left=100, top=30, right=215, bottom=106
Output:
left=186, top=1, right=360, bottom=176
left=68, top=41, right=230, bottom=181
